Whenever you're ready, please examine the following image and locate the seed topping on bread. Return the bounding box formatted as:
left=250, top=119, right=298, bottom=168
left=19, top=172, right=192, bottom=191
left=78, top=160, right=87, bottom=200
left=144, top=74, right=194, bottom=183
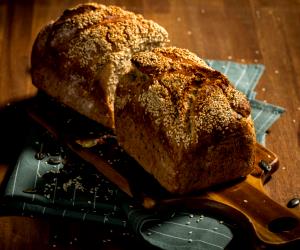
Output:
left=120, top=47, right=251, bottom=149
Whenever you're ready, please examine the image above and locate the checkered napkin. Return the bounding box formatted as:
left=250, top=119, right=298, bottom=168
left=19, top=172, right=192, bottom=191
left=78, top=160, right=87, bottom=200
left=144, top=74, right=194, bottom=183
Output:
left=0, top=60, right=284, bottom=249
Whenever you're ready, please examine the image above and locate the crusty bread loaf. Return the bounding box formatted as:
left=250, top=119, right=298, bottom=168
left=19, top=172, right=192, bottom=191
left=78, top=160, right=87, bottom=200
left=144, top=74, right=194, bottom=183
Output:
left=115, top=47, right=256, bottom=194
left=31, top=3, right=169, bottom=129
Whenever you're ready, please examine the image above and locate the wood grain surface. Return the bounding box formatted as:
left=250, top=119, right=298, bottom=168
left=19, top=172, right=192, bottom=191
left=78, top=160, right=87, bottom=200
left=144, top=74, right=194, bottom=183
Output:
left=0, top=0, right=299, bottom=249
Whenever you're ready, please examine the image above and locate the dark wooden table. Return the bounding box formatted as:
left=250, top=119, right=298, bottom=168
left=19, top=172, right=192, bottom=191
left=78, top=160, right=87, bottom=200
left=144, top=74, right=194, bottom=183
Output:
left=0, top=0, right=299, bottom=249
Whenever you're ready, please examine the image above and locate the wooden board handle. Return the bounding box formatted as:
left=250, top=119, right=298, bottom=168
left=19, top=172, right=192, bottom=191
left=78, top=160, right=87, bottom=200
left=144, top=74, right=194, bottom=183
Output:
left=162, top=145, right=299, bottom=247
left=206, top=176, right=300, bottom=246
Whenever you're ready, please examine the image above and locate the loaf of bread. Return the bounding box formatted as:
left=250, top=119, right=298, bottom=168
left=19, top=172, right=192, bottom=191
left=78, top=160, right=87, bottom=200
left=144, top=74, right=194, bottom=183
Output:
left=31, top=4, right=256, bottom=195
left=115, top=47, right=256, bottom=194
left=31, top=3, right=169, bottom=129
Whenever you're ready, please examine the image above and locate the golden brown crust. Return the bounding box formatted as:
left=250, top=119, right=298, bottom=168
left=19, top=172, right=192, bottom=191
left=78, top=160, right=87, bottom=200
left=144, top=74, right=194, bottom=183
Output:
left=31, top=3, right=169, bottom=129
left=115, top=47, right=256, bottom=194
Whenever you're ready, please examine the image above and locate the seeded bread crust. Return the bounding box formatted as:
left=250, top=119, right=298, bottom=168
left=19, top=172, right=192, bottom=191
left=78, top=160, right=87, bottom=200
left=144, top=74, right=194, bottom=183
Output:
left=31, top=3, right=169, bottom=129
left=115, top=47, right=256, bottom=194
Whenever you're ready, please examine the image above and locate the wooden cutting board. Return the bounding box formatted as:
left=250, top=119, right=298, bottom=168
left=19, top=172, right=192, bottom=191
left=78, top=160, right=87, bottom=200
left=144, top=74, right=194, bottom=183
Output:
left=24, top=94, right=300, bottom=248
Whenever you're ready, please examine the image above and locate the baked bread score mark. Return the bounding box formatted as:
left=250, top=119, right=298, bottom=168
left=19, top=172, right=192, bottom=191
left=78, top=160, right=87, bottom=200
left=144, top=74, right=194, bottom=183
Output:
left=31, top=3, right=169, bottom=129
left=115, top=47, right=256, bottom=194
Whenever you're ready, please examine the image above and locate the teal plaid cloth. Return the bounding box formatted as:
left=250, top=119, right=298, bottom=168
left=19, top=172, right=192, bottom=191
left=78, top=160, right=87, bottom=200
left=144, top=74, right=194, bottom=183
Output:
left=0, top=60, right=284, bottom=249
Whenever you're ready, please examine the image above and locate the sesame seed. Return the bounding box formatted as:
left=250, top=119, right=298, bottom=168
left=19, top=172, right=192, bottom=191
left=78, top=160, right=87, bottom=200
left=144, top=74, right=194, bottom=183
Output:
left=188, top=231, right=193, bottom=234
left=187, top=30, right=192, bottom=35
left=227, top=55, right=233, bottom=60
left=292, top=119, right=296, bottom=123
left=255, top=50, right=260, bottom=54
left=186, top=221, right=191, bottom=225
left=274, top=70, right=279, bottom=74
left=256, top=10, right=261, bottom=18
left=254, top=59, right=259, bottom=63
left=177, top=17, right=181, bottom=22
left=201, top=9, right=205, bottom=14
left=243, top=199, right=248, bottom=203
left=262, top=87, right=266, bottom=92
left=241, top=58, right=245, bottom=63
left=188, top=239, right=193, bottom=243
left=189, top=214, right=194, bottom=218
